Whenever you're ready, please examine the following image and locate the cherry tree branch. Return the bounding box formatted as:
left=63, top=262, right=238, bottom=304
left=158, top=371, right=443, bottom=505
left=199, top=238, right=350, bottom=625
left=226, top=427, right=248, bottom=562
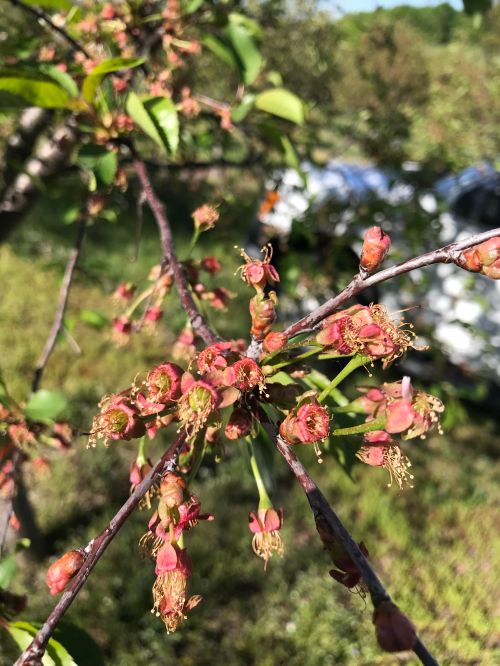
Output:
left=284, top=227, right=500, bottom=339
left=133, top=156, right=220, bottom=346
left=14, top=432, right=186, bottom=666
left=274, top=434, right=439, bottom=666
left=32, top=215, right=87, bottom=393
left=9, top=0, right=91, bottom=58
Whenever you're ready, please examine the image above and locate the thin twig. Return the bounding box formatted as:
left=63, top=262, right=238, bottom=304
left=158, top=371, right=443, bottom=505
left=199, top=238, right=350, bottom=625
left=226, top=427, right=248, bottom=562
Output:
left=32, top=216, right=87, bottom=393
left=14, top=432, right=186, bottom=666
left=284, top=227, right=500, bottom=339
left=274, top=434, right=439, bottom=666
left=9, top=0, right=91, bottom=59
left=133, top=157, right=220, bottom=346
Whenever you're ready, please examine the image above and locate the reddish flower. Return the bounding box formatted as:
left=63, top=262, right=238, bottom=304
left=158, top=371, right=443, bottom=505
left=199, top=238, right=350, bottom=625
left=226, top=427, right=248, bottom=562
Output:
left=145, top=305, right=163, bottom=323
left=200, top=256, right=221, bottom=274
left=113, top=282, right=136, bottom=301
left=203, top=287, right=234, bottom=310
left=112, top=316, right=132, bottom=346
left=262, top=331, right=288, bottom=354
left=373, top=601, right=417, bottom=653
left=152, top=544, right=197, bottom=633
left=223, top=358, right=266, bottom=393
left=248, top=508, right=284, bottom=569
left=329, top=541, right=369, bottom=591
left=360, top=226, right=391, bottom=273
left=47, top=550, right=85, bottom=595
left=225, top=407, right=253, bottom=440
left=316, top=304, right=420, bottom=369
left=237, top=245, right=280, bottom=292
left=89, top=395, right=145, bottom=446
left=177, top=378, right=220, bottom=437
left=197, top=342, right=232, bottom=374
left=146, top=363, right=183, bottom=404
left=172, top=327, right=196, bottom=361
left=280, top=400, right=330, bottom=445
left=357, top=431, right=414, bottom=489
left=155, top=542, right=192, bottom=576
left=101, top=3, right=116, bottom=19
left=192, top=204, right=219, bottom=232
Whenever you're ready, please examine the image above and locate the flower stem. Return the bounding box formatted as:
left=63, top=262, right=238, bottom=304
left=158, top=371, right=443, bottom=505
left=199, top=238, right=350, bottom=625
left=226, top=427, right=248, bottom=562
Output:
left=318, top=355, right=370, bottom=403
left=267, top=347, right=321, bottom=372
left=136, top=436, right=147, bottom=466
left=125, top=285, right=156, bottom=318
left=246, top=439, right=272, bottom=509
left=331, top=415, right=386, bottom=437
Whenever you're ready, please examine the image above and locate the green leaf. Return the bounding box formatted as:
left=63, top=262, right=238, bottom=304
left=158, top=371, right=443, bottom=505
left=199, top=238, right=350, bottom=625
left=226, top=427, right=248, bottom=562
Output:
left=24, top=390, right=67, bottom=422
left=77, top=145, right=117, bottom=186
left=126, top=93, right=178, bottom=154
left=144, top=97, right=179, bottom=155
left=181, top=0, right=204, bottom=14
left=0, top=69, right=70, bottom=108
left=52, top=623, right=105, bottom=666
left=126, top=92, right=164, bottom=149
left=79, top=309, right=109, bottom=329
left=22, top=0, right=71, bottom=8
left=82, top=57, right=144, bottom=104
left=0, top=554, right=17, bottom=588
left=231, top=93, right=255, bottom=123
left=7, top=622, right=77, bottom=666
left=202, top=35, right=240, bottom=72
left=255, top=88, right=305, bottom=125
left=40, top=65, right=78, bottom=98
left=226, top=22, right=262, bottom=85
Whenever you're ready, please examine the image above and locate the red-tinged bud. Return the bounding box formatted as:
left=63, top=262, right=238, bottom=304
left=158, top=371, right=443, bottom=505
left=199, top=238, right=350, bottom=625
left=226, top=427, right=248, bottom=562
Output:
left=113, top=282, right=136, bottom=301
left=159, top=473, right=186, bottom=508
left=248, top=508, right=284, bottom=568
left=373, top=601, right=417, bottom=653
left=47, top=550, right=85, bottom=595
left=225, top=407, right=253, bottom=440
left=200, top=256, right=221, bottom=274
left=262, top=331, right=287, bottom=353
left=223, top=358, right=266, bottom=393
left=360, top=226, right=391, bottom=273
left=476, top=237, right=500, bottom=266
left=192, top=204, right=219, bottom=232
left=145, top=305, right=163, bottom=323
left=112, top=316, right=132, bottom=346
left=456, top=237, right=500, bottom=279
left=237, top=245, right=280, bottom=293
left=101, top=3, right=116, bottom=19
left=250, top=293, right=277, bottom=340
left=146, top=363, right=183, bottom=404
left=87, top=193, right=106, bottom=217
left=89, top=395, right=145, bottom=446
left=112, top=77, right=128, bottom=94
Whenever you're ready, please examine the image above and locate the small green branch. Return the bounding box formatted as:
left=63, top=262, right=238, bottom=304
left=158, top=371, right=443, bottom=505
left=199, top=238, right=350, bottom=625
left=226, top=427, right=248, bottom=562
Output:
left=318, top=355, right=370, bottom=403
left=331, top=415, right=386, bottom=437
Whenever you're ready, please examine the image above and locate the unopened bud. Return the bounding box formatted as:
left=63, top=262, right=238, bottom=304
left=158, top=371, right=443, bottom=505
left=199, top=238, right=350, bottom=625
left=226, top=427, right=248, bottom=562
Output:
left=262, top=331, right=287, bottom=353
left=160, top=473, right=186, bottom=508
left=373, top=601, right=417, bottom=653
left=360, top=226, right=391, bottom=273
left=47, top=550, right=85, bottom=595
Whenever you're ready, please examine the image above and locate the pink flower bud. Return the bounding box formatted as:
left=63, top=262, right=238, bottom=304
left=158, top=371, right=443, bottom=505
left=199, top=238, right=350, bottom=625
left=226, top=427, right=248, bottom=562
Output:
left=159, top=473, right=186, bottom=508
left=360, top=226, right=391, bottom=273
left=200, top=256, right=221, bottom=274
left=373, top=601, right=416, bottom=652
left=225, top=407, right=253, bottom=440
left=47, top=550, right=85, bottom=595
left=262, top=331, right=287, bottom=353
left=250, top=293, right=277, bottom=340
left=113, top=282, right=136, bottom=301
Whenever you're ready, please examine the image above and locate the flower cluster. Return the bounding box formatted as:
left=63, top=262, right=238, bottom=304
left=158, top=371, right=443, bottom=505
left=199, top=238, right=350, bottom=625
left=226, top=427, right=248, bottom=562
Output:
left=139, top=473, right=212, bottom=633
left=316, top=304, right=422, bottom=369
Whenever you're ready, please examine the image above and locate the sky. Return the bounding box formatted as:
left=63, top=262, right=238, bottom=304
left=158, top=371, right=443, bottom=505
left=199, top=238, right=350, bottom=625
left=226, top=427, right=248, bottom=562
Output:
left=333, top=0, right=462, bottom=11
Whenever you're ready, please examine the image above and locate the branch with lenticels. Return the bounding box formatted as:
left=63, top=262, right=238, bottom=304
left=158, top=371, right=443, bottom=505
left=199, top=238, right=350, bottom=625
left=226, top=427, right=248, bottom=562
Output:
left=14, top=432, right=186, bottom=666
left=284, top=226, right=500, bottom=340
left=274, top=433, right=439, bottom=666
left=132, top=156, right=220, bottom=347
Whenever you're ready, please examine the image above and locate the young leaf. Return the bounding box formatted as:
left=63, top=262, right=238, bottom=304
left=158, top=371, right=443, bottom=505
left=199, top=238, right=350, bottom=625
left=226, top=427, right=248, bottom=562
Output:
left=82, top=57, right=144, bottom=104
left=77, top=145, right=117, bottom=187
left=22, top=0, right=71, bottom=8
left=7, top=622, right=77, bottom=666
left=0, top=553, right=17, bottom=589
left=79, top=309, right=109, bottom=329
left=226, top=22, right=262, bottom=85
left=126, top=92, right=164, bottom=150
left=202, top=35, right=240, bottom=73
left=24, top=390, right=67, bottom=422
left=40, top=65, right=78, bottom=99
left=144, top=97, right=179, bottom=155
left=255, top=88, right=305, bottom=125
left=0, top=69, right=70, bottom=109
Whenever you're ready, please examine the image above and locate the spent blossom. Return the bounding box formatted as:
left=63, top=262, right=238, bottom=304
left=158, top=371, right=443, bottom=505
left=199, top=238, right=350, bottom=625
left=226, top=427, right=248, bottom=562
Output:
left=248, top=507, right=284, bottom=569
left=237, top=244, right=280, bottom=293
left=89, top=395, right=145, bottom=447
